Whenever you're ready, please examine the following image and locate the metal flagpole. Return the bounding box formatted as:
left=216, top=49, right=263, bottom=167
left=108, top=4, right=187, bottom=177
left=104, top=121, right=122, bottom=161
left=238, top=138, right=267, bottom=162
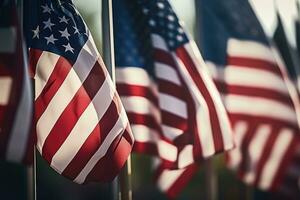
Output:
left=194, top=1, right=218, bottom=200
left=18, top=0, right=36, bottom=199
left=101, top=0, right=132, bottom=200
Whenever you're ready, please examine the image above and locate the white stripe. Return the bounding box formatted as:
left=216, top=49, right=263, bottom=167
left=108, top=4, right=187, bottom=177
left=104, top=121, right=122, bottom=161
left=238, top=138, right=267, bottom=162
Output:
left=51, top=76, right=114, bottom=172
left=157, top=168, right=186, bottom=192
left=223, top=66, right=288, bottom=95
left=258, top=129, right=293, bottom=189
left=36, top=67, right=82, bottom=151
left=6, top=65, right=33, bottom=162
left=243, top=125, right=271, bottom=184
left=116, top=67, right=154, bottom=87
left=0, top=77, right=12, bottom=105
left=227, top=39, right=275, bottom=63
left=0, top=27, right=16, bottom=53
left=161, top=125, right=184, bottom=141
left=131, top=126, right=178, bottom=163
left=227, top=121, right=248, bottom=169
left=155, top=62, right=181, bottom=85
left=74, top=109, right=128, bottom=184
left=174, top=52, right=215, bottom=157
left=184, top=43, right=234, bottom=150
left=36, top=38, right=98, bottom=151
left=35, top=51, right=60, bottom=99
left=131, top=125, right=160, bottom=143
left=151, top=34, right=168, bottom=51
left=121, top=96, right=160, bottom=122
left=178, top=145, right=194, bottom=168
left=206, top=61, right=289, bottom=95
left=157, top=140, right=178, bottom=162
left=159, top=93, right=187, bottom=119
left=225, top=94, right=298, bottom=124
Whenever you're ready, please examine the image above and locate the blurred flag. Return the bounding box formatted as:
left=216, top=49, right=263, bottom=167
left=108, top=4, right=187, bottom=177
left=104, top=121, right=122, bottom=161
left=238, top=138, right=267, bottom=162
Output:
left=273, top=13, right=300, bottom=93
left=154, top=162, right=198, bottom=198
left=114, top=0, right=233, bottom=169
left=198, top=0, right=300, bottom=197
left=24, top=0, right=134, bottom=183
left=0, top=1, right=33, bottom=164
left=114, top=0, right=234, bottom=197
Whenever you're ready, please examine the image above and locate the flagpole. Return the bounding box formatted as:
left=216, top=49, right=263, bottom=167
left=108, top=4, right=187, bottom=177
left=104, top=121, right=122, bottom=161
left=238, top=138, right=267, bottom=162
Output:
left=18, top=0, right=36, bottom=199
left=101, top=0, right=132, bottom=200
left=194, top=1, right=218, bottom=200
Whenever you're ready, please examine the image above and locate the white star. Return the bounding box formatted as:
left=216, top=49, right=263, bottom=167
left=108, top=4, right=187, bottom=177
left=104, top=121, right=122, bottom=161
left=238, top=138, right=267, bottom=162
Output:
left=32, top=26, right=40, bottom=39
left=44, top=34, right=57, bottom=45
left=43, top=18, right=55, bottom=30
left=59, top=28, right=71, bottom=40
left=59, top=16, right=69, bottom=24
left=63, top=43, right=74, bottom=53
left=41, top=4, right=52, bottom=14
left=73, top=26, right=80, bottom=34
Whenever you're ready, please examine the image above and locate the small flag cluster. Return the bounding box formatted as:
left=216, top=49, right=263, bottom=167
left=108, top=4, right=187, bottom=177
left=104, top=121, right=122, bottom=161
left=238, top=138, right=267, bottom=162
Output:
left=1, top=0, right=300, bottom=199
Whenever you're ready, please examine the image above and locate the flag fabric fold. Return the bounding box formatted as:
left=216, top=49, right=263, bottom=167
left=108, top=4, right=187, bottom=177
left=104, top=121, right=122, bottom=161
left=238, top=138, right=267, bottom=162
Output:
left=24, top=0, right=134, bottom=183
left=0, top=1, right=33, bottom=164
left=114, top=0, right=234, bottom=197
left=114, top=0, right=234, bottom=171
left=198, top=0, right=300, bottom=197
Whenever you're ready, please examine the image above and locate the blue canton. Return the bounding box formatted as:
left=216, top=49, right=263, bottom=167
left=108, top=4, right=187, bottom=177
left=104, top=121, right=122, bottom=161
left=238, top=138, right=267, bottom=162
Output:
left=25, top=0, right=88, bottom=64
left=114, top=0, right=189, bottom=77
left=198, top=0, right=269, bottom=65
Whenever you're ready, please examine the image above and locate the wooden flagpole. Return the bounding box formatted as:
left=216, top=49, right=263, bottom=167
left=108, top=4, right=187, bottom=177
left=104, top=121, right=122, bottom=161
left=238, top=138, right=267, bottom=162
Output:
left=194, top=1, right=218, bottom=199
left=101, top=0, right=132, bottom=200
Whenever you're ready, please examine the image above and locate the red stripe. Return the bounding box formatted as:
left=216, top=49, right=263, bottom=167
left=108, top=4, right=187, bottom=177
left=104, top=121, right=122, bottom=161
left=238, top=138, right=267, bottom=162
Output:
left=28, top=49, right=43, bottom=78
left=127, top=112, right=161, bottom=132
left=157, top=79, right=185, bottom=101
left=154, top=48, right=177, bottom=68
left=176, top=46, right=224, bottom=152
left=0, top=54, right=15, bottom=73
left=133, top=141, right=158, bottom=155
left=117, top=83, right=158, bottom=106
left=61, top=94, right=122, bottom=179
left=215, top=81, right=294, bottom=107
left=41, top=61, right=105, bottom=163
left=229, top=114, right=299, bottom=131
left=272, top=136, right=300, bottom=191
left=164, top=164, right=199, bottom=199
left=253, top=127, right=280, bottom=186
left=83, top=128, right=133, bottom=182
left=161, top=110, right=187, bottom=131
left=237, top=123, right=258, bottom=177
left=227, top=57, right=282, bottom=76
left=35, top=56, right=72, bottom=120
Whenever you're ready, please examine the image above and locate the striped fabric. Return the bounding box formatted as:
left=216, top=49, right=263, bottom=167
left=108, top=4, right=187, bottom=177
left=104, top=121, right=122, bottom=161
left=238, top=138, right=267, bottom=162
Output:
left=155, top=162, right=198, bottom=199
left=0, top=1, right=33, bottom=164
left=199, top=0, right=300, bottom=196
left=114, top=0, right=234, bottom=170
left=25, top=0, right=133, bottom=183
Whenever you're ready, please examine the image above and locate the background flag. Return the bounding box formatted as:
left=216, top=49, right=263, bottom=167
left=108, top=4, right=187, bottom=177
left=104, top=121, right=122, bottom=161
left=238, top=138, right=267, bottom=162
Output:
left=24, top=0, right=134, bottom=183
left=198, top=0, right=300, bottom=197
left=0, top=0, right=33, bottom=164
left=114, top=0, right=234, bottom=197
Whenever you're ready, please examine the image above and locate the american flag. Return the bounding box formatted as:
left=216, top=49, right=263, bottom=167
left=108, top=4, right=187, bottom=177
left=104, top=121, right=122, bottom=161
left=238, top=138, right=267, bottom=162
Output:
left=199, top=0, right=300, bottom=196
left=114, top=0, right=234, bottom=169
left=114, top=0, right=234, bottom=197
left=0, top=1, right=33, bottom=164
left=24, top=0, right=134, bottom=183
left=273, top=13, right=300, bottom=94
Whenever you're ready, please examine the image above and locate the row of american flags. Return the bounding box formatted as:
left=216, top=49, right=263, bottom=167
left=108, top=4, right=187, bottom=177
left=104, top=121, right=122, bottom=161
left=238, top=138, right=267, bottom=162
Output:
left=1, top=0, right=300, bottom=199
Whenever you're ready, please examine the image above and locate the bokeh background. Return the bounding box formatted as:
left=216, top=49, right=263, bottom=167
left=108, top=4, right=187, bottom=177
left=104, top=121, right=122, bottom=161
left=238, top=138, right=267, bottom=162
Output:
left=1, top=0, right=299, bottom=199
